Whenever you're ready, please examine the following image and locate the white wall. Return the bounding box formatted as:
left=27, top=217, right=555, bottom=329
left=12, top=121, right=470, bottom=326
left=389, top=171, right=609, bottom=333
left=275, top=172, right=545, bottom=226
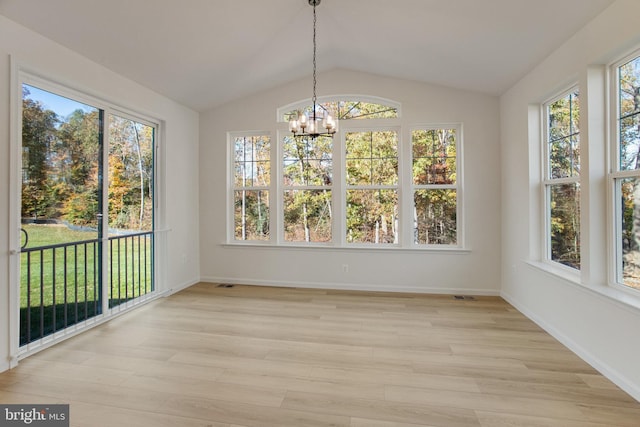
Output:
left=199, top=69, right=501, bottom=295
left=500, top=0, right=640, bottom=400
left=0, top=15, right=201, bottom=372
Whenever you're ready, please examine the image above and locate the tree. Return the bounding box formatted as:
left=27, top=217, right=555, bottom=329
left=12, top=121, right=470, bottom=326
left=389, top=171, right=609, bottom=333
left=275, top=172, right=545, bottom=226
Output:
left=58, top=109, right=101, bottom=226
left=21, top=89, right=60, bottom=219
left=109, top=115, right=154, bottom=231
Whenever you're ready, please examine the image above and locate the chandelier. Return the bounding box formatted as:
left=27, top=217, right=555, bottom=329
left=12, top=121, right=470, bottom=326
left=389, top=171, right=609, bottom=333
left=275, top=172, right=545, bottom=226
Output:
left=288, top=0, right=337, bottom=139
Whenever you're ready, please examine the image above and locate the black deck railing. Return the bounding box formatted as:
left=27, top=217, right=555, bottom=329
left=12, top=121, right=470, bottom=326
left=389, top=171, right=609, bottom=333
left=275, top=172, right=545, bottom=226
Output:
left=108, top=231, right=154, bottom=308
left=20, top=231, right=153, bottom=346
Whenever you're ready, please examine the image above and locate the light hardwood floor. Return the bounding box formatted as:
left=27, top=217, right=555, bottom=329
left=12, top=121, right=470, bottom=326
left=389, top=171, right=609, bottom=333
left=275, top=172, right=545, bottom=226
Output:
left=1, top=283, right=639, bottom=426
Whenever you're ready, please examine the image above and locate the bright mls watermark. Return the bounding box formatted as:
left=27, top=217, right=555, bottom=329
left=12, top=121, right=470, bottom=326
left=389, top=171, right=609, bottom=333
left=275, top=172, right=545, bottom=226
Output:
left=0, top=405, right=69, bottom=426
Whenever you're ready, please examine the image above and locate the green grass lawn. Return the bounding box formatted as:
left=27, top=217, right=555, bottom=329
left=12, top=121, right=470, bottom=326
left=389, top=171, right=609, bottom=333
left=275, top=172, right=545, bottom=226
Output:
left=20, top=224, right=153, bottom=345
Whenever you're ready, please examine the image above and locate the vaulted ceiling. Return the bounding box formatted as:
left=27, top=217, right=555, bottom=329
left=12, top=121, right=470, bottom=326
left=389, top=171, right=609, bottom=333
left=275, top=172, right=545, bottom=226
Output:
left=0, top=0, right=614, bottom=111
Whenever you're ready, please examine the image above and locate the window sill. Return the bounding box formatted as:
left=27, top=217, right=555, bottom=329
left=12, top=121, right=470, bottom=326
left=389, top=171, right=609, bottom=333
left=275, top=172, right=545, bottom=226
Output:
left=526, top=260, right=581, bottom=284
left=222, top=241, right=471, bottom=254
left=526, top=261, right=640, bottom=314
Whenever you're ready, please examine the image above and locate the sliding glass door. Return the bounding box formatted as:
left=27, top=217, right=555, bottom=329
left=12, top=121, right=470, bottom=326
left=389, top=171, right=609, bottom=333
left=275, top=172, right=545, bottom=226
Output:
left=19, top=82, right=156, bottom=347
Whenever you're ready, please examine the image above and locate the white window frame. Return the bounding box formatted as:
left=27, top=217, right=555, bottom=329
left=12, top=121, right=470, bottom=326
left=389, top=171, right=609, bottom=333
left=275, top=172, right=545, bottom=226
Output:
left=343, top=126, right=401, bottom=247
left=227, top=131, right=273, bottom=244
left=610, top=49, right=640, bottom=293
left=542, top=87, right=581, bottom=272
left=227, top=95, right=467, bottom=251
left=410, top=124, right=464, bottom=249
left=10, top=63, right=165, bottom=362
left=279, top=132, right=334, bottom=245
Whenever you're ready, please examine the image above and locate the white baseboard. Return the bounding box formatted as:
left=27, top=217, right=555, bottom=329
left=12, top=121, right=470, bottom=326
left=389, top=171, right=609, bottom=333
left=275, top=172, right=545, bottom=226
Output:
left=199, top=276, right=500, bottom=296
left=501, top=290, right=640, bottom=403
left=166, top=277, right=200, bottom=296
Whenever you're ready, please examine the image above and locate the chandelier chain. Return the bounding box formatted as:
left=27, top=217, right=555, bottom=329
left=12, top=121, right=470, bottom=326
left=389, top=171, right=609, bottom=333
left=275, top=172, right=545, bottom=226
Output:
left=288, top=0, right=335, bottom=139
left=312, top=3, right=317, bottom=110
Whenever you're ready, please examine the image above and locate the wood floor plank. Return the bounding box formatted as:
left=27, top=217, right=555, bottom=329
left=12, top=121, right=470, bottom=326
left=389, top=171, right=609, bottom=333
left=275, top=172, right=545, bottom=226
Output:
left=577, top=403, right=640, bottom=427
left=474, top=378, right=640, bottom=408
left=162, top=395, right=351, bottom=427
left=120, top=374, right=287, bottom=407
left=350, top=418, right=438, bottom=427
left=168, top=350, right=315, bottom=378
left=384, top=385, right=587, bottom=420
left=281, top=390, right=481, bottom=427
left=577, top=373, right=624, bottom=390
left=308, top=366, right=482, bottom=393
left=265, top=348, right=414, bottom=372
left=217, top=370, right=386, bottom=400
left=15, top=358, right=134, bottom=386
left=475, top=410, right=616, bottom=427
left=68, top=401, right=237, bottom=427
left=0, top=282, right=637, bottom=426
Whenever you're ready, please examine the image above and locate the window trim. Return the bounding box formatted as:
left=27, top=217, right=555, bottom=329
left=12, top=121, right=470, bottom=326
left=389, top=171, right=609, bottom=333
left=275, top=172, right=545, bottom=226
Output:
left=227, top=130, right=273, bottom=244
left=280, top=131, right=334, bottom=245
left=409, top=123, right=464, bottom=249
left=228, top=96, right=467, bottom=251
left=10, top=61, right=166, bottom=363
left=541, top=86, right=581, bottom=271
left=609, top=49, right=640, bottom=294
left=343, top=126, right=401, bottom=247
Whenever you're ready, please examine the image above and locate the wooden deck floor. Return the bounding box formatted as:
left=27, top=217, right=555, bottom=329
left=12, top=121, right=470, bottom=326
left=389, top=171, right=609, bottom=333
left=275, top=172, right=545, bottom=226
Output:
left=1, top=282, right=639, bottom=426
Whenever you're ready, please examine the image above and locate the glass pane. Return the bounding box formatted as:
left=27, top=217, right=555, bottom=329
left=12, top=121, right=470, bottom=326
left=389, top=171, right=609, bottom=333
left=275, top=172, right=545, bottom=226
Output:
left=108, top=115, right=156, bottom=308
left=108, top=115, right=154, bottom=234
left=284, top=190, right=332, bottom=242
left=413, top=190, right=457, bottom=245
left=373, top=158, right=399, bottom=185
left=549, top=183, right=580, bottom=269
left=336, top=101, right=398, bottom=120
left=282, top=136, right=332, bottom=186
left=21, top=84, right=100, bottom=244
left=619, top=177, right=640, bottom=290
left=346, top=131, right=398, bottom=186
left=234, top=190, right=269, bottom=241
left=620, top=113, right=640, bottom=171
left=547, top=92, right=579, bottom=178
left=283, top=100, right=398, bottom=122
left=571, top=135, right=580, bottom=176
left=412, top=129, right=457, bottom=185
left=346, top=189, right=398, bottom=244
left=346, top=159, right=372, bottom=186
left=233, top=135, right=270, bottom=187
left=619, top=56, right=640, bottom=118
left=618, top=56, right=640, bottom=171
left=550, top=137, right=572, bottom=179
left=548, top=94, right=578, bottom=141
left=20, top=84, right=103, bottom=345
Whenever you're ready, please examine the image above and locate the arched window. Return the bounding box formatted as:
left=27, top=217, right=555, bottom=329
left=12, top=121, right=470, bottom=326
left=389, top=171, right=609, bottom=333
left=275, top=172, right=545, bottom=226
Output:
left=278, top=96, right=400, bottom=122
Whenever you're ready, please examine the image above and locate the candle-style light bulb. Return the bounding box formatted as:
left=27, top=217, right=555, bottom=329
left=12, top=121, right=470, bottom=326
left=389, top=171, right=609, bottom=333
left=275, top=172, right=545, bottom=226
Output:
left=299, top=112, right=308, bottom=130
left=289, top=119, right=299, bottom=133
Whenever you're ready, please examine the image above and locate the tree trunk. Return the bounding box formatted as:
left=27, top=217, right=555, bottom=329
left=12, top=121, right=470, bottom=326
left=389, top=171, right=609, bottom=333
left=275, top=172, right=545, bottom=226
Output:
left=133, top=124, right=144, bottom=230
